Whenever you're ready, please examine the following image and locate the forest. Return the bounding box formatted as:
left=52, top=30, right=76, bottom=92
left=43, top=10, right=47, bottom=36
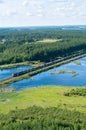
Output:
left=0, top=27, right=86, bottom=65
left=0, top=106, right=86, bottom=130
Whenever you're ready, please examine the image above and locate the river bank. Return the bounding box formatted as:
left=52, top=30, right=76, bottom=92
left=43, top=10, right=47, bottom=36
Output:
left=0, top=61, right=43, bottom=69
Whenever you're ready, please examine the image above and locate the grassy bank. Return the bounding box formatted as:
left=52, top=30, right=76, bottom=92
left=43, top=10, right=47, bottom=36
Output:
left=0, top=61, right=43, bottom=69
left=0, top=62, right=29, bottom=69
left=0, top=86, right=86, bottom=114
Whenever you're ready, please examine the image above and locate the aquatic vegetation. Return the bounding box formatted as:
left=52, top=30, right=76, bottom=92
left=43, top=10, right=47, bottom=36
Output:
left=29, top=77, right=35, bottom=80
left=49, top=69, right=78, bottom=77
left=74, top=61, right=81, bottom=65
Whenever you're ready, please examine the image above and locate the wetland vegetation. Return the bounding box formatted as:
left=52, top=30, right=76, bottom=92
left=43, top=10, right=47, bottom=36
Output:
left=49, top=69, right=78, bottom=77
left=74, top=61, right=81, bottom=65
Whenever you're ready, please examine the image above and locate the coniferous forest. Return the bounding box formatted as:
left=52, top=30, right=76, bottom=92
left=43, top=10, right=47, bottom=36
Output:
left=0, top=27, right=86, bottom=65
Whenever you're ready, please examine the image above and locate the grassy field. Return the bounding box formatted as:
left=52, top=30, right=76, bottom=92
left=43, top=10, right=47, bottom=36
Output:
left=0, top=86, right=86, bottom=114
left=37, top=39, right=62, bottom=43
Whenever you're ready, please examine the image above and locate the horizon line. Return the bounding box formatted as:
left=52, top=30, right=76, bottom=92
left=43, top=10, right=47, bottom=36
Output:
left=0, top=24, right=86, bottom=28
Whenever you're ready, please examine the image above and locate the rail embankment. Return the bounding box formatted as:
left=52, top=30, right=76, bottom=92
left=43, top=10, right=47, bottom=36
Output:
left=0, top=52, right=86, bottom=87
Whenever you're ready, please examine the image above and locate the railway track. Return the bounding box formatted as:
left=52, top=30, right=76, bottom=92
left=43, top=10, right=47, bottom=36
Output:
left=12, top=50, right=86, bottom=77
left=0, top=50, right=86, bottom=84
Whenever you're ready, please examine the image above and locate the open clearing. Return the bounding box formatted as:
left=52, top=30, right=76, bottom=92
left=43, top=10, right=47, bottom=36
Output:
left=38, top=39, right=62, bottom=43
left=0, top=86, right=86, bottom=114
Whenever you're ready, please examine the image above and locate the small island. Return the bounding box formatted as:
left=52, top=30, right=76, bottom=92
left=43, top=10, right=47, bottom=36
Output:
left=49, top=69, right=78, bottom=77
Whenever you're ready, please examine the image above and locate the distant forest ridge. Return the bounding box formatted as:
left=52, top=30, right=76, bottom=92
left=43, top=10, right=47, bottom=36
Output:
left=0, top=25, right=86, bottom=31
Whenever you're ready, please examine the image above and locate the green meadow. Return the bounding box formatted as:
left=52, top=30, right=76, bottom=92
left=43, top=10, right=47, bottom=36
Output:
left=0, top=86, right=86, bottom=114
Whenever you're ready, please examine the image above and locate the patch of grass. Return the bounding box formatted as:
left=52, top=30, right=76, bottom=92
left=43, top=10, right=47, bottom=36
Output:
left=29, top=77, right=35, bottom=80
left=0, top=61, right=43, bottom=69
left=74, top=61, right=81, bottom=65
left=37, top=39, right=61, bottom=43
left=0, top=86, right=86, bottom=114
left=0, top=62, right=29, bottom=69
left=64, top=87, right=86, bottom=96
left=49, top=70, right=78, bottom=77
left=0, top=88, right=15, bottom=92
left=30, top=61, right=44, bottom=67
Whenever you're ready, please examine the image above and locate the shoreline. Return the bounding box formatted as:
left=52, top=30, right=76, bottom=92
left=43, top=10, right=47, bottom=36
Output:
left=0, top=61, right=43, bottom=69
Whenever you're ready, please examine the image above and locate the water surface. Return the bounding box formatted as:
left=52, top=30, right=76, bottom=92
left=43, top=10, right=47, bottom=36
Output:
left=7, top=57, right=86, bottom=90
left=0, top=66, right=32, bottom=80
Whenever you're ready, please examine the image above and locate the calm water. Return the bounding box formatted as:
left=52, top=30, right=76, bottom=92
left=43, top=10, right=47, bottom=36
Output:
left=7, top=57, right=86, bottom=90
left=0, top=66, right=32, bottom=81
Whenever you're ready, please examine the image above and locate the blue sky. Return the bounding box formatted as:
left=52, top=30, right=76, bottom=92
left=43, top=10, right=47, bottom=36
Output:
left=0, top=0, right=86, bottom=27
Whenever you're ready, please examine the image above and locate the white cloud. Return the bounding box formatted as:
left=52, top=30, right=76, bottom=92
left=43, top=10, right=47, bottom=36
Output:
left=22, top=0, right=28, bottom=6
left=37, top=13, right=43, bottom=17
left=1, top=10, right=17, bottom=17
left=0, top=0, right=86, bottom=26
left=26, top=12, right=33, bottom=16
left=57, top=0, right=67, bottom=1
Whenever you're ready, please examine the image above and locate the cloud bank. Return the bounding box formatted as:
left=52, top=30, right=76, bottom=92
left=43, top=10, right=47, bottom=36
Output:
left=0, top=0, right=86, bottom=27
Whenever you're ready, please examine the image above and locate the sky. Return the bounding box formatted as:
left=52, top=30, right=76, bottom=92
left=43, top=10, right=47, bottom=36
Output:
left=0, top=0, right=86, bottom=27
